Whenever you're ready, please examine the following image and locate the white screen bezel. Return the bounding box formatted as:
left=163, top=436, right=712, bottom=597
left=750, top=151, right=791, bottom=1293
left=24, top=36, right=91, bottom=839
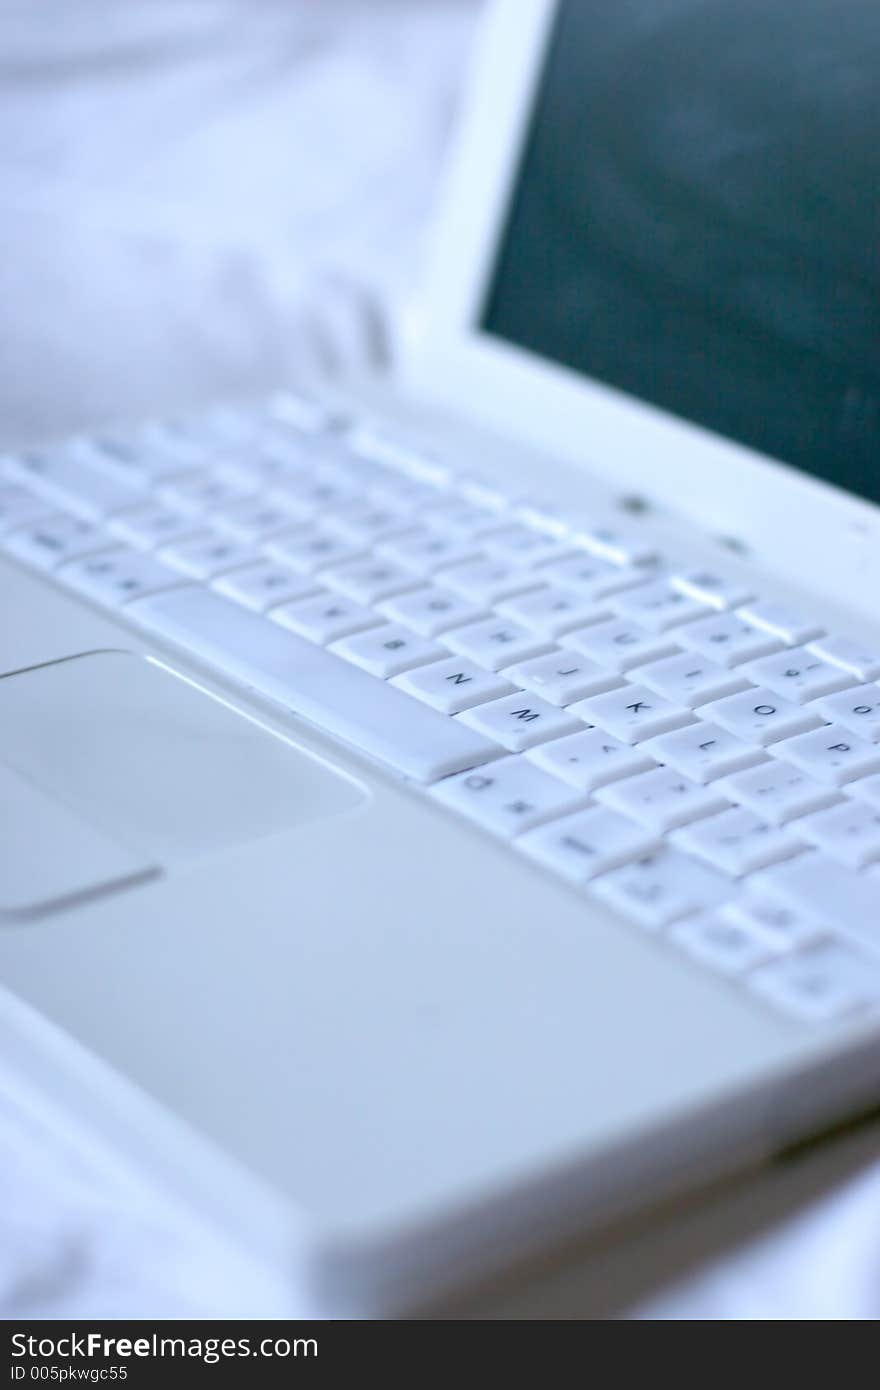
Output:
left=404, top=0, right=880, bottom=611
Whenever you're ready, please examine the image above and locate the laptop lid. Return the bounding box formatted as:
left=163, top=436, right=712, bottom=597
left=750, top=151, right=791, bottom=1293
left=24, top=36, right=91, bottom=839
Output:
left=408, top=0, right=880, bottom=615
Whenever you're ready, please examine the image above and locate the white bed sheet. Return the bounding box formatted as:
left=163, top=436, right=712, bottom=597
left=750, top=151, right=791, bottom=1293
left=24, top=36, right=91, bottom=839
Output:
left=1, top=0, right=877, bottom=1320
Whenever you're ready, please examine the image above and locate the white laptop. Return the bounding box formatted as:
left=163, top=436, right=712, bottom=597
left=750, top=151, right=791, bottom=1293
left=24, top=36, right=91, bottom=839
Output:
left=1, top=0, right=879, bottom=1314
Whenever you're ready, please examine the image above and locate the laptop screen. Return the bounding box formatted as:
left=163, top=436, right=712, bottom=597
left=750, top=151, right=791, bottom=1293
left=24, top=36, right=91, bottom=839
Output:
left=481, top=0, right=880, bottom=505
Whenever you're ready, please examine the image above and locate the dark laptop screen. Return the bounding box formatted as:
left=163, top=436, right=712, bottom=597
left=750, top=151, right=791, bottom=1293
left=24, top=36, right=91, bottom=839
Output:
left=482, top=0, right=880, bottom=504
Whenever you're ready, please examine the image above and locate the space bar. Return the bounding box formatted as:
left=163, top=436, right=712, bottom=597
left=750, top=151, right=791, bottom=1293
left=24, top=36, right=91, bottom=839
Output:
left=130, top=586, right=501, bottom=783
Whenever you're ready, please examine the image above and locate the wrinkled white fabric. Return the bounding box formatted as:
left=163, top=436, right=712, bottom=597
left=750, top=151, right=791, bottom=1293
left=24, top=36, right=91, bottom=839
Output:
left=1, top=0, right=878, bottom=1321
left=0, top=1059, right=300, bottom=1319
left=0, top=0, right=474, bottom=443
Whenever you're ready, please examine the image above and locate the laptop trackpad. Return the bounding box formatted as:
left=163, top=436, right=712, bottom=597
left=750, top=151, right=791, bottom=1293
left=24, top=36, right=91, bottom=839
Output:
left=0, top=650, right=367, bottom=920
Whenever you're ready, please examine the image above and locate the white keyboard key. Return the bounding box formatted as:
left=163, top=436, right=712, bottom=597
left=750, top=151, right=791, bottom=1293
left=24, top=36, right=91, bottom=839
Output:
left=738, top=601, right=823, bottom=646
left=358, top=447, right=449, bottom=497
left=322, top=557, right=422, bottom=605
left=330, top=623, right=446, bottom=678
left=564, top=618, right=679, bottom=673
left=341, top=439, right=424, bottom=487
left=323, top=500, right=414, bottom=547
left=752, top=853, right=880, bottom=945
left=797, top=802, right=880, bottom=869
left=527, top=728, right=655, bottom=791
left=776, top=725, right=880, bottom=786
left=673, top=807, right=804, bottom=875
left=458, top=693, right=580, bottom=752
left=457, top=474, right=511, bottom=513
left=720, top=896, right=825, bottom=949
left=287, top=457, right=356, bottom=491
left=271, top=591, right=381, bottom=644
left=430, top=756, right=586, bottom=837
left=347, top=424, right=448, bottom=484
left=457, top=474, right=510, bottom=511
left=741, top=646, right=853, bottom=704
left=4, top=514, right=113, bottom=568
left=513, top=497, right=570, bottom=537
left=364, top=469, right=432, bottom=512
left=518, top=806, right=657, bottom=881
left=632, top=651, right=747, bottom=707
left=7, top=446, right=142, bottom=519
left=718, top=760, right=837, bottom=824
left=264, top=528, right=362, bottom=575
left=538, top=552, right=647, bottom=598
left=221, top=436, right=298, bottom=479
left=749, top=942, right=880, bottom=1023
left=439, top=557, right=543, bottom=605
left=210, top=496, right=299, bottom=543
left=851, top=773, right=880, bottom=810
left=596, top=767, right=728, bottom=832
left=58, top=548, right=186, bottom=605
left=131, top=586, right=498, bottom=783
left=418, top=495, right=504, bottom=537
left=501, top=649, right=621, bottom=705
left=483, top=523, right=572, bottom=567
left=342, top=443, right=420, bottom=480
left=706, top=687, right=822, bottom=745
left=81, top=429, right=198, bottom=482
left=643, top=721, right=765, bottom=783
left=814, top=685, right=880, bottom=743
left=669, top=569, right=753, bottom=610
left=226, top=450, right=298, bottom=489
left=108, top=502, right=202, bottom=550
left=268, top=471, right=358, bottom=520
left=266, top=447, right=335, bottom=483
left=443, top=617, right=553, bottom=671
left=378, top=587, right=486, bottom=638
left=807, top=636, right=880, bottom=683
left=590, top=848, right=730, bottom=928
left=671, top=913, right=776, bottom=975
left=159, top=470, right=251, bottom=516
left=613, top=579, right=707, bottom=631
left=212, top=563, right=318, bottom=613
left=297, top=450, right=374, bottom=489
left=496, top=586, right=611, bottom=639
left=575, top=519, right=658, bottom=567
left=677, top=611, right=783, bottom=667
left=217, top=445, right=287, bottom=484
left=376, top=528, right=481, bottom=576
left=570, top=683, right=692, bottom=744
left=392, top=658, right=515, bottom=714
left=212, top=447, right=297, bottom=490
left=352, top=438, right=445, bottom=484
left=0, top=483, right=50, bottom=533
left=158, top=531, right=256, bottom=580
left=171, top=436, right=277, bottom=479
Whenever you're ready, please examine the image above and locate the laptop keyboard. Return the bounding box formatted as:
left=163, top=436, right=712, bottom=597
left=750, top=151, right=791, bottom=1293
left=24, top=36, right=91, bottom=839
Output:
left=3, top=393, right=880, bottom=1028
